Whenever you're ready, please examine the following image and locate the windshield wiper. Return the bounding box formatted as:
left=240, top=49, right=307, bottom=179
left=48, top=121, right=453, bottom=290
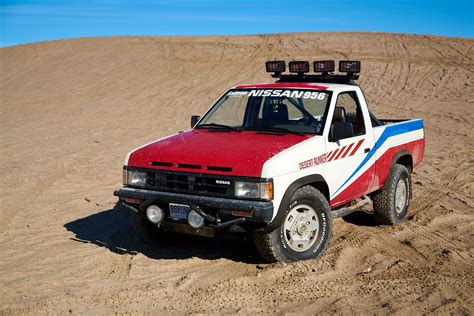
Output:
left=198, top=123, right=242, bottom=132
left=244, top=126, right=307, bottom=136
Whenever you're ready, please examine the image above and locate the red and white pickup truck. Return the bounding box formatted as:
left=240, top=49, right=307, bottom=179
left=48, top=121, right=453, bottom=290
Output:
left=114, top=60, right=425, bottom=262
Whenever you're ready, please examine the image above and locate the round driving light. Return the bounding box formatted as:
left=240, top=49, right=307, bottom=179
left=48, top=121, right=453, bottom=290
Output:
left=146, top=205, right=164, bottom=224
left=187, top=209, right=205, bottom=229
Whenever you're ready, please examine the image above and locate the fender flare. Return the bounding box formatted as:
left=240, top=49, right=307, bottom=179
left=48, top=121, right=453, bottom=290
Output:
left=265, top=174, right=328, bottom=232
left=383, top=149, right=412, bottom=196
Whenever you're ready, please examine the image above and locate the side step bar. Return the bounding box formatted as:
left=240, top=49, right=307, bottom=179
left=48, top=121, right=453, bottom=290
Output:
left=330, top=196, right=372, bottom=219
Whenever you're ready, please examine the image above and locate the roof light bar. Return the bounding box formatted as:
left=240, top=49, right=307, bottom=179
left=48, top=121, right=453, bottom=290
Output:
left=265, top=59, right=361, bottom=82
left=339, top=60, right=361, bottom=73
left=289, top=61, right=310, bottom=74
left=313, top=60, right=335, bottom=73
left=265, top=61, right=286, bottom=74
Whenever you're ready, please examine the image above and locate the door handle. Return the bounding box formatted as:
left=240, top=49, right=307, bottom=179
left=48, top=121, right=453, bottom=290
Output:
left=364, top=148, right=371, bottom=153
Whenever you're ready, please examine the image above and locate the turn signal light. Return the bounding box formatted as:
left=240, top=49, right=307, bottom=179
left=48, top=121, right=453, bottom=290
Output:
left=232, top=210, right=254, bottom=217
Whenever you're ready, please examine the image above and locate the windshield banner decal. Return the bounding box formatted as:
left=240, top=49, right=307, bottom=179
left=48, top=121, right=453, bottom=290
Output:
left=246, top=89, right=326, bottom=100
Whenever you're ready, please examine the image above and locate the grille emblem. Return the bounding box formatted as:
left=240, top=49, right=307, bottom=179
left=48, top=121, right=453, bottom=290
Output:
left=215, top=180, right=231, bottom=185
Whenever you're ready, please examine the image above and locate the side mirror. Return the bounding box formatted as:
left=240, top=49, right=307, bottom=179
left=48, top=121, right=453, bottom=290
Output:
left=330, top=122, right=354, bottom=142
left=190, top=115, right=201, bottom=128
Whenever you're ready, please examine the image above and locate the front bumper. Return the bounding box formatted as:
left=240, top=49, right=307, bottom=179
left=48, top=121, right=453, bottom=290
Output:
left=113, top=187, right=274, bottom=224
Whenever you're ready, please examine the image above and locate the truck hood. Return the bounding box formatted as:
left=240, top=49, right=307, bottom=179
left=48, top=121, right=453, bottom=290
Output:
left=127, top=129, right=312, bottom=177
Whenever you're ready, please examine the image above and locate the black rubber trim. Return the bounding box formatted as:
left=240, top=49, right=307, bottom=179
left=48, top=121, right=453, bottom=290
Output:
left=382, top=150, right=413, bottom=199
left=114, top=187, right=273, bottom=223
left=384, top=150, right=411, bottom=190
left=264, top=174, right=327, bottom=232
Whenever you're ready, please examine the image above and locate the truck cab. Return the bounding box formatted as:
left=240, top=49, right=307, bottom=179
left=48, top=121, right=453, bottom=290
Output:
left=115, top=60, right=425, bottom=262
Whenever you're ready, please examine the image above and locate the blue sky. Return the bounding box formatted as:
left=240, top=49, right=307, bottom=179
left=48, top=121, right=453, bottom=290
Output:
left=1, top=0, right=473, bottom=47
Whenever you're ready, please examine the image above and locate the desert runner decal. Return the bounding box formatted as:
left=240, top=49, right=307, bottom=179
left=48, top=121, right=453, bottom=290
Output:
left=298, top=139, right=365, bottom=170
left=248, top=89, right=327, bottom=100
left=298, top=153, right=327, bottom=170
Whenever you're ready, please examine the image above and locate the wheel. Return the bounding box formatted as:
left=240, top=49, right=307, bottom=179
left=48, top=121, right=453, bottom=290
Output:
left=372, top=164, right=411, bottom=225
left=131, top=211, right=162, bottom=245
left=254, top=185, right=332, bottom=263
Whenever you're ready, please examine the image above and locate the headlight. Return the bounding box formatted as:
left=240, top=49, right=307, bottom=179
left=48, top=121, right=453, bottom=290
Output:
left=235, top=181, right=273, bottom=200
left=123, top=169, right=147, bottom=187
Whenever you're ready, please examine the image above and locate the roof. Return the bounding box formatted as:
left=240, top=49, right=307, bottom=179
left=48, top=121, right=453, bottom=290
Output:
left=234, top=82, right=356, bottom=91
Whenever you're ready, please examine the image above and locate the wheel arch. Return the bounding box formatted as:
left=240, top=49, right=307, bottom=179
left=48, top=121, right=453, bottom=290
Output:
left=265, top=174, right=329, bottom=232
left=382, top=149, right=413, bottom=192
left=394, top=151, right=413, bottom=173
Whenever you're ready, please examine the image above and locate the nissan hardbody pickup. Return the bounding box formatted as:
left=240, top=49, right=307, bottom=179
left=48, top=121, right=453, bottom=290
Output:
left=114, top=60, right=425, bottom=262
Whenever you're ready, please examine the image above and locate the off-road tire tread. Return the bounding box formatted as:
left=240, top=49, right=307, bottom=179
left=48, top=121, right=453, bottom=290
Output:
left=254, top=185, right=332, bottom=263
left=255, top=232, right=283, bottom=263
left=373, top=164, right=410, bottom=225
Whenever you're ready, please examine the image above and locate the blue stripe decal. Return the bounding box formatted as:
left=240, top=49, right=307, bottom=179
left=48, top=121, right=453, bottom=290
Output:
left=331, top=119, right=423, bottom=198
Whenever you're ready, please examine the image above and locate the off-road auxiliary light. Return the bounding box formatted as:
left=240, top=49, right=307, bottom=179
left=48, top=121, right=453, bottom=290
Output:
left=265, top=59, right=361, bottom=82
left=289, top=61, right=310, bottom=75
left=313, top=60, right=335, bottom=75
left=339, top=60, right=361, bottom=74
left=146, top=205, right=164, bottom=224
left=265, top=60, right=286, bottom=74
left=188, top=209, right=205, bottom=228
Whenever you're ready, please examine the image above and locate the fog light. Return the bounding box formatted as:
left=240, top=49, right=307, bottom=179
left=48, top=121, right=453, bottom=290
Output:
left=146, top=205, right=164, bottom=224
left=187, top=209, right=205, bottom=229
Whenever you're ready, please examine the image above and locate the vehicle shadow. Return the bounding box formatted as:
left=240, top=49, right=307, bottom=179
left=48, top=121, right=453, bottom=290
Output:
left=64, top=203, right=262, bottom=264
left=341, top=210, right=376, bottom=226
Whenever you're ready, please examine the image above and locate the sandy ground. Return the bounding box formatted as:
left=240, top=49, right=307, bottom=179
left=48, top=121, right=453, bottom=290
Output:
left=0, top=32, right=473, bottom=314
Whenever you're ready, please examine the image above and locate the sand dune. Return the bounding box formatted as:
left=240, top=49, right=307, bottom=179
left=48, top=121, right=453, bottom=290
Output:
left=0, top=32, right=473, bottom=314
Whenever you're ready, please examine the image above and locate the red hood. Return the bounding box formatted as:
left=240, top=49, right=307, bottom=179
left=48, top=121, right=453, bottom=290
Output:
left=128, top=130, right=311, bottom=177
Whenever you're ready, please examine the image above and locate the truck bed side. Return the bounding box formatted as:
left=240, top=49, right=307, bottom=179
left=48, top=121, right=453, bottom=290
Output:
left=371, top=118, right=425, bottom=190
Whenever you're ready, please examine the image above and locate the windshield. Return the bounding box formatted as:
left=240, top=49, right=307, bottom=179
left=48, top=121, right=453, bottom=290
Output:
left=196, top=89, right=332, bottom=135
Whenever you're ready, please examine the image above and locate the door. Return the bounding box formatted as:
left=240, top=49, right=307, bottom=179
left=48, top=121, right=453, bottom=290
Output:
left=325, top=91, right=375, bottom=207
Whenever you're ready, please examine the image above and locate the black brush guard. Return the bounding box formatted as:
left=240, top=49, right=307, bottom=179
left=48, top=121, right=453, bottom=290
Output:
left=114, top=187, right=274, bottom=230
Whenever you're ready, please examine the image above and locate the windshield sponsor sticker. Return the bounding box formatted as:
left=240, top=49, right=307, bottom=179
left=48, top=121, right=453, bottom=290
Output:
left=227, top=91, right=248, bottom=97
left=248, top=89, right=326, bottom=100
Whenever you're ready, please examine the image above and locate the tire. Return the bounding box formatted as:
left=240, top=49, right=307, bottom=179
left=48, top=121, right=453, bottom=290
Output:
left=254, top=185, right=332, bottom=263
left=131, top=211, right=162, bottom=245
left=372, top=164, right=411, bottom=225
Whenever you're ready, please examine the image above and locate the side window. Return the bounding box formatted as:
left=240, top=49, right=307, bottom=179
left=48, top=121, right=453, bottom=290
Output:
left=332, top=91, right=365, bottom=137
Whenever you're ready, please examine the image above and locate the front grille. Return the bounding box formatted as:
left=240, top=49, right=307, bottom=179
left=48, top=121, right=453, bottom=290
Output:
left=144, top=170, right=234, bottom=198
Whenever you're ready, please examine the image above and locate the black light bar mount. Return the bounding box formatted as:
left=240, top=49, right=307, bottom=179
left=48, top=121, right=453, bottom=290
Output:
left=275, top=74, right=359, bottom=85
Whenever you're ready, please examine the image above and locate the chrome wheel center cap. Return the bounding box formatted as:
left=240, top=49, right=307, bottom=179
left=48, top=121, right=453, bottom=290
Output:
left=297, top=223, right=308, bottom=235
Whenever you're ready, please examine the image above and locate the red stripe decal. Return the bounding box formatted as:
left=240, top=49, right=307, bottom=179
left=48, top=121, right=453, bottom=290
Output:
left=350, top=139, right=364, bottom=156
left=328, top=148, right=340, bottom=161
left=326, top=151, right=333, bottom=159
left=340, top=143, right=354, bottom=159
left=333, top=146, right=347, bottom=160
left=330, top=138, right=425, bottom=208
